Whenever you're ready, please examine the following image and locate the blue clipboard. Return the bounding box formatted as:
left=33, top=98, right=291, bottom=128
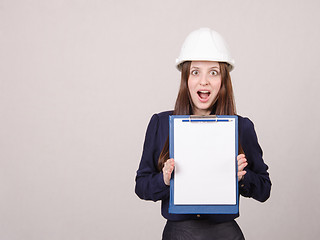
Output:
left=169, top=115, right=239, bottom=214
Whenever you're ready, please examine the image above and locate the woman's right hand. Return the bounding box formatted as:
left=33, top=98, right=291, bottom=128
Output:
left=162, top=158, right=175, bottom=186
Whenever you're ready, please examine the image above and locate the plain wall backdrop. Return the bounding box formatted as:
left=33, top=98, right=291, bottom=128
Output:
left=1, top=0, right=320, bottom=239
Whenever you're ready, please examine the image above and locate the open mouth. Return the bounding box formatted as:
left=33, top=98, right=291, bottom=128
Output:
left=197, top=90, right=211, bottom=102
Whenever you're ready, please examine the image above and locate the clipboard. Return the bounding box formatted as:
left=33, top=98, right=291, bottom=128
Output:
left=169, top=115, right=239, bottom=214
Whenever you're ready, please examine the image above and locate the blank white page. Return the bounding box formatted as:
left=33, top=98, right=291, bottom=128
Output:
left=173, top=117, right=236, bottom=205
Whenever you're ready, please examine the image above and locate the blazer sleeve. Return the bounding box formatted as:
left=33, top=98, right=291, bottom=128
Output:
left=239, top=117, right=271, bottom=202
left=135, top=114, right=170, bottom=202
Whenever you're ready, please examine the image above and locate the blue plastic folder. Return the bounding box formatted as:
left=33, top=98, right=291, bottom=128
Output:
left=169, top=115, right=239, bottom=214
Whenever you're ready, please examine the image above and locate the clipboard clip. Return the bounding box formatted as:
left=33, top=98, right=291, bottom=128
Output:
left=190, top=115, right=217, bottom=119
left=182, top=115, right=230, bottom=123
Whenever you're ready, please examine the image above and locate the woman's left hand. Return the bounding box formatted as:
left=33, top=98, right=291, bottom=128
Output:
left=237, top=154, right=247, bottom=181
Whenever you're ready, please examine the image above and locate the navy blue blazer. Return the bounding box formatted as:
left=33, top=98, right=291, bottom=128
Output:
left=135, top=111, right=271, bottom=222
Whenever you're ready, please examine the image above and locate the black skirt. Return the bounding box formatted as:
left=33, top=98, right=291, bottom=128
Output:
left=162, top=219, right=245, bottom=240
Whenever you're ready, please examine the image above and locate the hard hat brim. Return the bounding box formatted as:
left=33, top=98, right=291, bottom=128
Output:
left=176, top=59, right=235, bottom=72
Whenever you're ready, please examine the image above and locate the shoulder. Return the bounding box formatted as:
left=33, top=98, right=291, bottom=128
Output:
left=237, top=115, right=255, bottom=130
left=156, top=110, right=174, bottom=119
left=151, top=110, right=173, bottom=122
left=147, top=110, right=173, bottom=129
left=237, top=115, right=260, bottom=143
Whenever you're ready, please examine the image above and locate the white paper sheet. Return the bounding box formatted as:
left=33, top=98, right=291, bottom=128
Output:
left=173, top=117, right=236, bottom=205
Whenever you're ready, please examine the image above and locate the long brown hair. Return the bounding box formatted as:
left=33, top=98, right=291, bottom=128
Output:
left=158, top=61, right=242, bottom=171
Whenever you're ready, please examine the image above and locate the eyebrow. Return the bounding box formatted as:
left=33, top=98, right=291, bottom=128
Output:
left=190, top=66, right=220, bottom=70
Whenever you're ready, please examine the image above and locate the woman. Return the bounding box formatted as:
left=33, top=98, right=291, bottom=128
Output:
left=135, top=28, right=271, bottom=240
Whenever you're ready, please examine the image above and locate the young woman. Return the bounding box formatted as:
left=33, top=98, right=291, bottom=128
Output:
left=135, top=28, right=271, bottom=240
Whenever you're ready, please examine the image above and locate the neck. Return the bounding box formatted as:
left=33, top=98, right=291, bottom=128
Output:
left=193, top=109, right=211, bottom=116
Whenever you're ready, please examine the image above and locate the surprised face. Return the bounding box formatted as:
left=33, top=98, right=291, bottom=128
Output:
left=188, top=61, right=222, bottom=115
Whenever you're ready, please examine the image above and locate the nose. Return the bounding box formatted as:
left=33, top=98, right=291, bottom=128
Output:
left=199, top=73, right=209, bottom=86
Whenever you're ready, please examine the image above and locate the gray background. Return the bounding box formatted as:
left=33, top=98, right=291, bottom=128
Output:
left=1, top=0, right=319, bottom=239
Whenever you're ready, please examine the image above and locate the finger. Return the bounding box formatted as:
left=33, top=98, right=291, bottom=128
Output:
left=164, top=167, right=171, bottom=174
left=237, top=154, right=245, bottom=161
left=238, top=159, right=247, bottom=167
left=163, top=160, right=175, bottom=175
left=163, top=162, right=169, bottom=170
left=167, top=164, right=175, bottom=174
left=238, top=171, right=246, bottom=181
left=166, top=159, right=175, bottom=170
left=238, top=162, right=248, bottom=171
left=238, top=170, right=247, bottom=178
left=166, top=169, right=173, bottom=176
left=238, top=158, right=247, bottom=166
left=164, top=158, right=174, bottom=167
left=168, top=158, right=175, bottom=167
left=163, top=163, right=175, bottom=186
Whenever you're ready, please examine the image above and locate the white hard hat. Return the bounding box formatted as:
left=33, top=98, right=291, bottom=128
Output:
left=176, top=28, right=235, bottom=71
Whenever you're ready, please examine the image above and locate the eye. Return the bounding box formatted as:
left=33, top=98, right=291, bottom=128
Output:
left=191, top=70, right=199, bottom=75
left=210, top=70, right=219, bottom=76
